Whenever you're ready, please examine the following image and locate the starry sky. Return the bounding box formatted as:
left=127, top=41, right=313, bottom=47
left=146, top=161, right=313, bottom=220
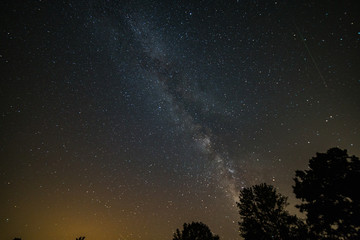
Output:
left=1, top=1, right=359, bottom=240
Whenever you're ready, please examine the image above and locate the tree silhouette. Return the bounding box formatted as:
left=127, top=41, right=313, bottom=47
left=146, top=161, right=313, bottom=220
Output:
left=293, top=147, right=360, bottom=239
left=173, top=222, right=219, bottom=240
left=237, top=183, right=308, bottom=240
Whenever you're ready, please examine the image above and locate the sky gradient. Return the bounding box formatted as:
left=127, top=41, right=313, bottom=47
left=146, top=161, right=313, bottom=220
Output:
left=1, top=1, right=360, bottom=240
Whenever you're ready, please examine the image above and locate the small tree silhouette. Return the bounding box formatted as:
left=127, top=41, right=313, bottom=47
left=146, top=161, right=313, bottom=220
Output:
left=173, top=222, right=219, bottom=240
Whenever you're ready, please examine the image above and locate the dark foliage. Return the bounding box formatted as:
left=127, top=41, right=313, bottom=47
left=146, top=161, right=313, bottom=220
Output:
left=293, top=148, right=360, bottom=239
left=173, top=222, right=219, bottom=240
left=237, top=183, right=308, bottom=240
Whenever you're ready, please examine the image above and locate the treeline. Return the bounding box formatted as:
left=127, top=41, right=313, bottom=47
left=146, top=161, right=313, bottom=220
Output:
left=237, top=147, right=359, bottom=240
left=13, top=148, right=360, bottom=240
left=171, top=148, right=359, bottom=240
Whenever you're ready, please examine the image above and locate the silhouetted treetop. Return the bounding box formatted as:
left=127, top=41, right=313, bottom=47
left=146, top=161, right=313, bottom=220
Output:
left=173, top=222, right=219, bottom=240
left=293, top=147, right=360, bottom=239
left=237, top=183, right=308, bottom=240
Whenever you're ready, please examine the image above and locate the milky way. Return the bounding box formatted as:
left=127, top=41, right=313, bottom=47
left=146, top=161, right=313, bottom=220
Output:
left=127, top=13, right=240, bottom=202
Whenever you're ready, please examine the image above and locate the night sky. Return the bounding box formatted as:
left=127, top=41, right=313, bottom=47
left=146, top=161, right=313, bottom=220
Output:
left=1, top=1, right=360, bottom=240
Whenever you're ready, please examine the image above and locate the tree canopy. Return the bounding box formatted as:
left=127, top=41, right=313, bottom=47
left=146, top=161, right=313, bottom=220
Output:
left=237, top=183, right=307, bottom=240
left=173, top=222, right=219, bottom=240
left=293, top=147, right=360, bottom=239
